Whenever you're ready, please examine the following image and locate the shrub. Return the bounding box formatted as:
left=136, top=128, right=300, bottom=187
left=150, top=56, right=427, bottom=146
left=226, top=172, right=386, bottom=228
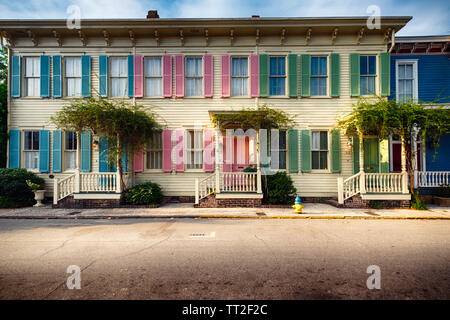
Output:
left=124, top=182, right=163, bottom=205
left=265, top=171, right=297, bottom=205
left=0, top=168, right=45, bottom=208
left=435, top=184, right=450, bottom=198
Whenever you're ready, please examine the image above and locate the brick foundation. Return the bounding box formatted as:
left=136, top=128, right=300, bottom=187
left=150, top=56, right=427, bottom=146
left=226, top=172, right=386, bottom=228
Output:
left=337, top=195, right=410, bottom=209
left=195, top=194, right=262, bottom=208
left=53, top=195, right=122, bottom=209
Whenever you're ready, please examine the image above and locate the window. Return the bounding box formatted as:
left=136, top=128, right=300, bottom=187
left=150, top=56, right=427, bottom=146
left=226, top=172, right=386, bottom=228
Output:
left=231, top=57, right=248, bottom=96
left=270, top=131, right=287, bottom=170
left=312, top=131, right=328, bottom=170
left=24, top=131, right=39, bottom=170
left=24, top=57, right=40, bottom=97
left=360, top=55, right=376, bottom=95
left=65, top=57, right=82, bottom=97
left=185, top=57, right=203, bottom=97
left=396, top=61, right=417, bottom=103
left=269, top=57, right=286, bottom=96
left=146, top=132, right=162, bottom=169
left=186, top=130, right=203, bottom=169
left=145, top=57, right=162, bottom=97
left=65, top=132, right=77, bottom=170
left=110, top=57, right=128, bottom=97
left=311, top=56, right=327, bottom=96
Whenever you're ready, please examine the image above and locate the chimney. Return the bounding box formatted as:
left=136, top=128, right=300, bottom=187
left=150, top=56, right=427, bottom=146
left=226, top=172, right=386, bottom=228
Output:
left=251, top=15, right=260, bottom=18
left=147, top=10, right=159, bottom=19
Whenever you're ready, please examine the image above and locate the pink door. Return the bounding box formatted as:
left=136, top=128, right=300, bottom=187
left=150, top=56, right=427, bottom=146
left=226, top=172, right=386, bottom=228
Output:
left=232, top=136, right=249, bottom=172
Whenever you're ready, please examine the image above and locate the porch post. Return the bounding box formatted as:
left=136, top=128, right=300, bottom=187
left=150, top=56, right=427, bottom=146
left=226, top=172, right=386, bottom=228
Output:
left=74, top=132, right=81, bottom=193
left=116, top=147, right=122, bottom=194
left=215, top=129, right=221, bottom=194
left=413, top=133, right=418, bottom=189
left=359, top=133, right=366, bottom=194
left=401, top=135, right=409, bottom=194
left=256, top=130, right=262, bottom=194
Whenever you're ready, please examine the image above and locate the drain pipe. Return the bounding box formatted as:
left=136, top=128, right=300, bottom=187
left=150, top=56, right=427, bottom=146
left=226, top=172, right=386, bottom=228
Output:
left=389, top=29, right=396, bottom=53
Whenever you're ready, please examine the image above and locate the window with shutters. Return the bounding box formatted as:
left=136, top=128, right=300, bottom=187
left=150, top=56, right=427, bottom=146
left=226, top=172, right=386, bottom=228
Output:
left=65, top=132, right=77, bottom=170
left=269, top=56, right=286, bottom=96
left=145, top=57, right=162, bottom=97
left=185, top=57, right=203, bottom=97
left=360, top=55, right=377, bottom=95
left=24, top=131, right=39, bottom=170
left=396, top=60, right=418, bottom=103
left=311, top=131, right=328, bottom=170
left=310, top=56, right=328, bottom=96
left=186, top=130, right=203, bottom=169
left=146, top=131, right=162, bottom=170
left=65, top=57, right=82, bottom=97
left=231, top=57, right=249, bottom=96
left=269, top=131, right=287, bottom=170
left=24, top=57, right=40, bottom=97
left=110, top=57, right=128, bottom=97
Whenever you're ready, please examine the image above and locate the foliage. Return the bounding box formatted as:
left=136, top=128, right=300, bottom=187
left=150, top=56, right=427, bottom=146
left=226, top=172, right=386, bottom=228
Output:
left=435, top=184, right=450, bottom=198
left=123, top=182, right=164, bottom=205
left=26, top=180, right=42, bottom=192
left=0, top=168, right=45, bottom=207
left=265, top=171, right=297, bottom=205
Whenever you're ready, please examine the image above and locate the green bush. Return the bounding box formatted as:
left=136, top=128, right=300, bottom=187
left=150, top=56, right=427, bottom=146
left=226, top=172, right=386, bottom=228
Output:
left=124, top=181, right=164, bottom=205
left=435, top=184, right=450, bottom=197
left=0, top=168, right=45, bottom=208
left=265, top=171, right=297, bottom=205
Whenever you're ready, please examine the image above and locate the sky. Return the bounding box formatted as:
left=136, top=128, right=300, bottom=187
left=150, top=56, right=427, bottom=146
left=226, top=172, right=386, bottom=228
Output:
left=0, top=0, right=449, bottom=36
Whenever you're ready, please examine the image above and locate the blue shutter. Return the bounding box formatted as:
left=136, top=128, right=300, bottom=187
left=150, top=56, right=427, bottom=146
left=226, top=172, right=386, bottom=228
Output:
left=121, top=144, right=128, bottom=172
left=81, top=55, right=91, bottom=97
left=52, top=130, right=62, bottom=173
left=98, top=136, right=110, bottom=172
left=9, top=130, right=21, bottom=168
left=128, top=55, right=134, bottom=98
left=11, top=56, right=21, bottom=98
left=52, top=56, right=62, bottom=98
left=80, top=131, right=91, bottom=172
left=40, top=56, right=50, bottom=98
left=39, top=130, right=50, bottom=173
left=99, top=55, right=108, bottom=97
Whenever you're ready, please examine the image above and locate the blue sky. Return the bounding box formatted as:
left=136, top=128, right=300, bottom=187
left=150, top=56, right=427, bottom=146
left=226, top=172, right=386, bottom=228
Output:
left=0, top=0, right=449, bottom=36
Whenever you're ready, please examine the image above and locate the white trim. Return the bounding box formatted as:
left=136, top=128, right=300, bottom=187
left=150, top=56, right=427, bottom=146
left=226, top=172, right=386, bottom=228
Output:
left=395, top=59, right=418, bottom=103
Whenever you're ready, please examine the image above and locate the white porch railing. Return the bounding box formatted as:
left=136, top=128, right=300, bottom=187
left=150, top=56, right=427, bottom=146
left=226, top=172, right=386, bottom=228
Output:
left=338, top=172, right=361, bottom=203
left=417, top=171, right=450, bottom=187
left=365, top=173, right=404, bottom=193
left=195, top=173, right=216, bottom=203
left=80, top=172, right=118, bottom=192
left=53, top=174, right=76, bottom=204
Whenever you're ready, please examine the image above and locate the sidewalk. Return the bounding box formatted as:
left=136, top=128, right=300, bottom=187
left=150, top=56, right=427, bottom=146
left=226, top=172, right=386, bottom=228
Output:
left=0, top=203, right=449, bottom=220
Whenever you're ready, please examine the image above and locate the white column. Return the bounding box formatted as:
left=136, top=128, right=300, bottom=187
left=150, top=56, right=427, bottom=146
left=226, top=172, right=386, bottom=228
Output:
left=195, top=178, right=199, bottom=204
left=74, top=132, right=81, bottom=193
left=359, top=133, right=366, bottom=194
left=53, top=178, right=58, bottom=205
left=256, top=130, right=262, bottom=194
left=337, top=177, right=344, bottom=204
left=215, top=129, right=221, bottom=194
left=401, top=135, right=409, bottom=194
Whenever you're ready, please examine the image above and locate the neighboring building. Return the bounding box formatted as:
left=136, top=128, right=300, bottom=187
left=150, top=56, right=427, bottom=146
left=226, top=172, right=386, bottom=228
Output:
left=390, top=35, right=450, bottom=191
left=0, top=14, right=413, bottom=207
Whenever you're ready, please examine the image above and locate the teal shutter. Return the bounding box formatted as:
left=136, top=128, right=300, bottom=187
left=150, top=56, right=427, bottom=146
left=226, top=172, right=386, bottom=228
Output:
left=380, top=52, right=390, bottom=96
left=98, top=136, right=110, bottom=172
left=288, top=54, right=298, bottom=97
left=259, top=54, right=269, bottom=97
left=288, top=129, right=299, bottom=173
left=300, top=54, right=310, bottom=97
left=330, top=53, right=340, bottom=97
left=331, top=129, right=341, bottom=173
left=128, top=55, right=134, bottom=98
left=352, top=136, right=360, bottom=174
left=301, top=130, right=311, bottom=172
left=8, top=130, right=21, bottom=168
left=121, top=144, right=128, bottom=172
left=52, top=56, right=62, bottom=98
left=81, top=55, right=91, bottom=97
left=11, top=56, right=21, bottom=98
left=40, top=55, right=50, bottom=98
left=350, top=53, right=360, bottom=97
left=99, top=55, right=108, bottom=97
left=52, top=130, right=62, bottom=173
left=80, top=131, right=91, bottom=172
left=39, top=130, right=50, bottom=173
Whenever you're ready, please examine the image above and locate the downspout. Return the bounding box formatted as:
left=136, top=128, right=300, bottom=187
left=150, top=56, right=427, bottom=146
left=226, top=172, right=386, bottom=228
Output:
left=389, top=29, right=396, bottom=53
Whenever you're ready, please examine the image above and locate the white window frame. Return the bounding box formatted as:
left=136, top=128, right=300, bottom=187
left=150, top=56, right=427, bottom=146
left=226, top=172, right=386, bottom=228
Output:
left=185, top=56, right=203, bottom=97
left=311, top=130, right=330, bottom=172
left=24, top=57, right=40, bottom=97
left=230, top=56, right=250, bottom=97
left=269, top=130, right=287, bottom=171
left=109, top=57, right=128, bottom=97
left=23, top=130, right=39, bottom=171
left=185, top=129, right=203, bottom=170
left=64, top=131, right=77, bottom=171
left=64, top=56, right=82, bottom=98
left=395, top=59, right=418, bottom=103
left=145, top=131, right=163, bottom=170
left=310, top=55, right=329, bottom=97
left=144, top=56, right=163, bottom=98
left=268, top=56, right=287, bottom=97
left=360, top=55, right=378, bottom=96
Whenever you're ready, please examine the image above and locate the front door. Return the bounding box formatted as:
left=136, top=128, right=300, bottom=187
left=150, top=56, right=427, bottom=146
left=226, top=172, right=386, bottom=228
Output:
left=232, top=136, right=249, bottom=172
left=363, top=138, right=379, bottom=173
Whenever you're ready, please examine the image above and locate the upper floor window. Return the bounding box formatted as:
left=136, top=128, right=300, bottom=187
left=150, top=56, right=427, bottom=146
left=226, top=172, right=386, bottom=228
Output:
left=145, top=57, right=162, bottom=97
left=312, top=131, right=328, bottom=170
left=110, top=57, right=128, bottom=97
left=24, top=57, right=40, bottom=97
left=186, top=130, right=203, bottom=169
left=311, top=56, right=327, bottom=96
left=185, top=57, right=203, bottom=97
left=231, top=57, right=248, bottom=96
left=360, top=55, right=376, bottom=95
left=146, top=131, right=162, bottom=170
left=24, top=131, right=39, bottom=170
left=65, top=131, right=77, bottom=170
left=396, top=61, right=418, bottom=103
left=269, top=57, right=286, bottom=96
left=65, top=57, right=82, bottom=97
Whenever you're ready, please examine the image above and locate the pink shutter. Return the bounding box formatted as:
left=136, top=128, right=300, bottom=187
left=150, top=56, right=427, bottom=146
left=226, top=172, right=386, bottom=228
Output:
left=174, top=129, right=184, bottom=172
left=133, top=148, right=144, bottom=172
left=163, top=55, right=172, bottom=98
left=175, top=55, right=184, bottom=98
left=204, top=55, right=213, bottom=98
left=203, top=130, right=214, bottom=172
left=250, top=54, right=259, bottom=98
left=221, top=55, right=231, bottom=97
left=222, top=135, right=233, bottom=172
left=134, top=55, right=144, bottom=98
left=162, top=129, right=173, bottom=172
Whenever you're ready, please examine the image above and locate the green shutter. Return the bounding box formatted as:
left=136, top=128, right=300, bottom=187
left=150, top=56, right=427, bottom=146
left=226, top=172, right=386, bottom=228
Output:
left=98, top=136, right=110, bottom=172
left=301, top=129, right=311, bottom=172
left=52, top=130, right=62, bottom=173
left=380, top=52, right=390, bottom=96
left=81, top=55, right=91, bottom=97
left=259, top=54, right=269, bottom=97
left=288, top=129, right=299, bottom=173
left=331, top=129, right=341, bottom=173
left=300, top=54, right=310, bottom=97
left=288, top=54, right=298, bottom=97
left=52, top=56, right=62, bottom=98
left=11, top=56, right=21, bottom=98
left=99, top=55, right=108, bottom=97
left=40, top=55, right=50, bottom=98
left=80, top=131, right=91, bottom=172
left=330, top=53, right=340, bottom=97
left=352, top=136, right=360, bottom=174
left=39, top=130, right=50, bottom=173
left=380, top=138, right=389, bottom=173
left=9, top=130, right=21, bottom=168
left=350, top=53, right=360, bottom=97
left=128, top=55, right=134, bottom=98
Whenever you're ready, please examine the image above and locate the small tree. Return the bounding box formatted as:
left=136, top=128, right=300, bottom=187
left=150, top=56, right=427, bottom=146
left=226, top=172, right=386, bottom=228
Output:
left=51, top=98, right=160, bottom=189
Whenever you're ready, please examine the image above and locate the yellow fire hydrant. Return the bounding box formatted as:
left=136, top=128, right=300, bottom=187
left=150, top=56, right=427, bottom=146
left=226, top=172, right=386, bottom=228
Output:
left=292, top=195, right=304, bottom=214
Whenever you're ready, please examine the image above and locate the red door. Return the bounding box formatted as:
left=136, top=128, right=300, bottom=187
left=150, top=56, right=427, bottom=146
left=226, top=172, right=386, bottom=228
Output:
left=232, top=136, right=249, bottom=172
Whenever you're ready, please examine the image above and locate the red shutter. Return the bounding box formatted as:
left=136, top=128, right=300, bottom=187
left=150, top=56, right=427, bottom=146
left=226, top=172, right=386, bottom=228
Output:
left=174, top=129, right=185, bottom=172
left=162, top=129, right=173, bottom=172
left=175, top=55, right=184, bottom=98
left=163, top=55, right=172, bottom=98
left=134, top=55, right=144, bottom=98
left=203, top=130, right=215, bottom=172
left=250, top=54, right=259, bottom=98
left=221, top=55, right=231, bottom=97
left=133, top=148, right=144, bottom=172
left=204, top=55, right=213, bottom=98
